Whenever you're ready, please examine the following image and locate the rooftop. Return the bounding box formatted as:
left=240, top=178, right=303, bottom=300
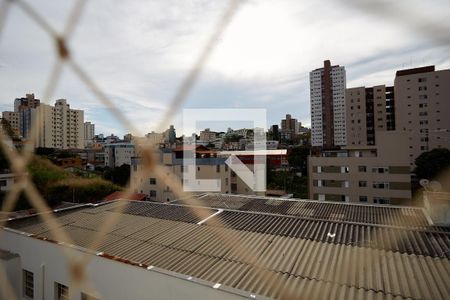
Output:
left=4, top=194, right=450, bottom=299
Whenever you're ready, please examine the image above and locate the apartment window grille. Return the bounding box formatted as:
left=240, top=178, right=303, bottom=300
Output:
left=23, top=270, right=34, bottom=299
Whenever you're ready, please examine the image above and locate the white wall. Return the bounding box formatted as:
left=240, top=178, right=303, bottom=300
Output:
left=0, top=230, right=247, bottom=300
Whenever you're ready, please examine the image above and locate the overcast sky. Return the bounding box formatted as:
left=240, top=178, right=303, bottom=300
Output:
left=1, top=0, right=449, bottom=136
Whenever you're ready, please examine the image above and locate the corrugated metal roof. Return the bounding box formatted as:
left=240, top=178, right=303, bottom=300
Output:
left=175, top=194, right=435, bottom=229
left=5, top=200, right=450, bottom=300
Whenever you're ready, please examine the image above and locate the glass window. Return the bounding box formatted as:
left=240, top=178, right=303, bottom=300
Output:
left=150, top=190, right=157, bottom=197
left=359, top=196, right=368, bottom=202
left=149, top=178, right=156, bottom=185
left=23, top=270, right=34, bottom=299
left=55, top=282, right=69, bottom=300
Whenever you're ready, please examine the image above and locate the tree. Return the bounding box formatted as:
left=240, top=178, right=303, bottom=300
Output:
left=103, top=164, right=130, bottom=186
left=288, top=146, right=310, bottom=175
left=414, top=148, right=450, bottom=180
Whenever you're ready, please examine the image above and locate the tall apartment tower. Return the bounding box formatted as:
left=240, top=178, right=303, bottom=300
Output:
left=34, top=99, right=84, bottom=149
left=345, top=85, right=395, bottom=146
left=281, top=114, right=299, bottom=134
left=14, top=93, right=41, bottom=139
left=310, top=60, right=347, bottom=148
left=394, top=66, right=450, bottom=167
left=84, top=121, right=95, bottom=146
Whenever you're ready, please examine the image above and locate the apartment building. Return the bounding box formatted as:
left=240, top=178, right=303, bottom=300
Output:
left=84, top=121, right=95, bottom=147
left=199, top=128, right=217, bottom=142
left=11, top=93, right=41, bottom=139
left=34, top=99, right=84, bottom=149
left=345, top=85, right=395, bottom=146
left=308, top=131, right=412, bottom=205
left=104, top=142, right=135, bottom=167
left=130, top=145, right=277, bottom=201
left=131, top=146, right=231, bottom=202
left=1, top=111, right=19, bottom=137
left=145, top=131, right=164, bottom=145
left=310, top=60, right=347, bottom=148
left=394, top=66, right=450, bottom=167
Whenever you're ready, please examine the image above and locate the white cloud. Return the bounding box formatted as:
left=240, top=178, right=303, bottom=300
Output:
left=0, top=0, right=449, bottom=136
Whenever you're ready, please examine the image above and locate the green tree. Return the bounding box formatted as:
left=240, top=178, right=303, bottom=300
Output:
left=288, top=146, right=310, bottom=175
left=103, top=164, right=130, bottom=186
left=414, top=148, right=450, bottom=180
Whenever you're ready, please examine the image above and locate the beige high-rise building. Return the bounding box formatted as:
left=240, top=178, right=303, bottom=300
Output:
left=34, top=99, right=84, bottom=149
left=84, top=121, right=95, bottom=146
left=308, top=131, right=412, bottom=205
left=346, top=85, right=395, bottom=146
left=394, top=66, right=450, bottom=167
left=1, top=111, right=20, bottom=137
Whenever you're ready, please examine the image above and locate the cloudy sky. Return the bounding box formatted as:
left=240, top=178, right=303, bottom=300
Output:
left=1, top=0, right=449, bottom=136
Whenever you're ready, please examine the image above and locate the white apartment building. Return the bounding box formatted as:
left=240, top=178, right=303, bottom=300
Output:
left=84, top=121, right=95, bottom=147
left=104, top=142, right=135, bottom=167
left=310, top=60, right=347, bottom=148
left=34, top=99, right=84, bottom=149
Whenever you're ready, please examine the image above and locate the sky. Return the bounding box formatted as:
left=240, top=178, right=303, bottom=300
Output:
left=0, top=0, right=449, bottom=137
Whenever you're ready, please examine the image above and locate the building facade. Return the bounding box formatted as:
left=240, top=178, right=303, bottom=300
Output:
left=308, top=131, right=412, bottom=205
left=310, top=60, right=347, bottom=148
left=1, top=111, right=19, bottom=137
left=345, top=85, right=395, bottom=146
left=199, top=128, right=217, bottom=142
left=84, top=121, right=95, bottom=147
left=34, top=99, right=84, bottom=149
left=394, top=66, right=450, bottom=167
left=104, top=142, right=135, bottom=167
left=12, top=93, right=41, bottom=139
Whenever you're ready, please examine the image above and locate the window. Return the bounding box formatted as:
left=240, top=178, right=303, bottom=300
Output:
left=197, top=166, right=200, bottom=171
left=149, top=178, right=156, bottom=185
left=359, top=196, right=368, bottom=202
left=358, top=166, right=366, bottom=172
left=55, top=283, right=69, bottom=300
left=216, top=165, right=220, bottom=173
left=0, top=180, right=6, bottom=187
left=374, top=197, right=390, bottom=204
left=225, top=164, right=228, bottom=172
left=372, top=167, right=388, bottom=174
left=81, top=293, right=100, bottom=300
left=373, top=182, right=389, bottom=189
left=23, top=270, right=34, bottom=299
left=359, top=181, right=367, bottom=187
left=150, top=190, right=157, bottom=197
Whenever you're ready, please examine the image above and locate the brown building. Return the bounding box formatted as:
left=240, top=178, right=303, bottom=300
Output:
left=345, top=85, right=395, bottom=146
left=308, top=131, right=412, bottom=205
left=394, top=65, right=450, bottom=167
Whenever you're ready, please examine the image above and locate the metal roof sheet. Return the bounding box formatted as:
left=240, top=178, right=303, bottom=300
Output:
left=5, top=200, right=450, bottom=300
left=176, top=194, right=435, bottom=229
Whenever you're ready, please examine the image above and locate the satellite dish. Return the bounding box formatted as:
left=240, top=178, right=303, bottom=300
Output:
left=419, top=179, right=429, bottom=189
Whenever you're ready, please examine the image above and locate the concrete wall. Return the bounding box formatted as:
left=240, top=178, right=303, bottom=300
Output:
left=0, top=230, right=247, bottom=300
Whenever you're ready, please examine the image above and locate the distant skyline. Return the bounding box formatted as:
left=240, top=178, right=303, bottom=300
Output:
left=1, top=0, right=450, bottom=136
